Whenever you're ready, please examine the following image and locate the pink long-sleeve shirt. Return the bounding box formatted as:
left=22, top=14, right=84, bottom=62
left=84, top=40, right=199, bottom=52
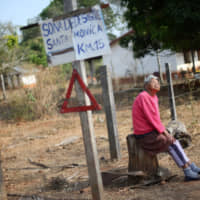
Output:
left=132, top=91, right=165, bottom=135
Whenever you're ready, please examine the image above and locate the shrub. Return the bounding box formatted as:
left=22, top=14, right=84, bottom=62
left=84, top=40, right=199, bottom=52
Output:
left=0, top=93, right=38, bottom=121
left=0, top=67, right=67, bottom=122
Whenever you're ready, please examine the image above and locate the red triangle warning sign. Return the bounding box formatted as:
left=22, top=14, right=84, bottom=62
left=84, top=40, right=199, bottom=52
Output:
left=60, top=69, right=101, bottom=113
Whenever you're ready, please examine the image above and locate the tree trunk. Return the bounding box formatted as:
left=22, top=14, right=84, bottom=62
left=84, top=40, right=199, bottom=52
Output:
left=126, top=134, right=159, bottom=184
left=0, top=74, right=6, bottom=100
left=191, top=50, right=196, bottom=74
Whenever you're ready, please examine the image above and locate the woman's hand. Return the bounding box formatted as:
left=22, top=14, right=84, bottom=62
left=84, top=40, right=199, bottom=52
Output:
left=163, top=130, right=175, bottom=143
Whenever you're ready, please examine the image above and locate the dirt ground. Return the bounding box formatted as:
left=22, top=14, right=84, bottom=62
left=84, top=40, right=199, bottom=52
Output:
left=1, top=96, right=200, bottom=200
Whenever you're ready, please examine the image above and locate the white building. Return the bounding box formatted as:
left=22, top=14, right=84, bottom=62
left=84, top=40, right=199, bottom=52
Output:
left=103, top=31, right=200, bottom=78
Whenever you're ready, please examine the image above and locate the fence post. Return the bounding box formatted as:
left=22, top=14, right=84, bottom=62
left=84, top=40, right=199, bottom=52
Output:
left=100, top=65, right=121, bottom=160
left=165, top=63, right=177, bottom=120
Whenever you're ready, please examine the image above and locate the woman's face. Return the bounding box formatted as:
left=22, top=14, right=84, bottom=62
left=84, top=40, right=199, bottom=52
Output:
left=148, top=78, right=160, bottom=92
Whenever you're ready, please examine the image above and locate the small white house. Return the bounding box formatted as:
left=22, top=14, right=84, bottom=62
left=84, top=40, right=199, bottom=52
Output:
left=103, top=31, right=200, bottom=78
left=4, top=66, right=39, bottom=89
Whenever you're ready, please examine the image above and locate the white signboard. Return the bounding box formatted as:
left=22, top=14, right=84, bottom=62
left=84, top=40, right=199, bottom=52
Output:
left=40, top=18, right=75, bottom=66
left=40, top=5, right=110, bottom=66
left=71, top=6, right=111, bottom=60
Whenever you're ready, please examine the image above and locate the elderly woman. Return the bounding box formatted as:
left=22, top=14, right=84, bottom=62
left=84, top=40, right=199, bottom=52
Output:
left=132, top=74, right=200, bottom=181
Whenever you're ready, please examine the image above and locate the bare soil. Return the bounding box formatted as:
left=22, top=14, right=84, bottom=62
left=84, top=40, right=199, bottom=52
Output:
left=1, top=97, right=200, bottom=200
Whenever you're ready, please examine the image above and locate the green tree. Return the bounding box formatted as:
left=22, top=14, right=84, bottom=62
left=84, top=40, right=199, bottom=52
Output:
left=40, top=0, right=65, bottom=19
left=27, top=38, right=48, bottom=67
left=20, top=32, right=48, bottom=67
left=0, top=22, right=21, bottom=99
left=4, top=35, right=18, bottom=49
left=0, top=22, right=19, bottom=74
left=0, top=21, right=16, bottom=36
left=121, top=0, right=200, bottom=73
left=21, top=26, right=41, bottom=43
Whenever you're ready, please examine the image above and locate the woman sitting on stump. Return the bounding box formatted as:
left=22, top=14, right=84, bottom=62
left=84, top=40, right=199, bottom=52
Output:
left=132, top=74, right=200, bottom=181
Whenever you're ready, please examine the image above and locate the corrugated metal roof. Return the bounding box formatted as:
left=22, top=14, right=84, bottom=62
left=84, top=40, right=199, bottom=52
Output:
left=13, top=66, right=39, bottom=74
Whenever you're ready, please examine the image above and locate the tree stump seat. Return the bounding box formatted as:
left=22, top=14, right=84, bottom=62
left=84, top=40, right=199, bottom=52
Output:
left=126, top=134, right=159, bottom=184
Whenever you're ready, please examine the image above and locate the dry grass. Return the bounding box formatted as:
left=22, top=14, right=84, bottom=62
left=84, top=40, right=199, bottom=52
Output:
left=1, top=69, right=200, bottom=199
left=1, top=76, right=200, bottom=200
left=31, top=68, right=65, bottom=117
left=0, top=67, right=67, bottom=121
left=1, top=98, right=200, bottom=200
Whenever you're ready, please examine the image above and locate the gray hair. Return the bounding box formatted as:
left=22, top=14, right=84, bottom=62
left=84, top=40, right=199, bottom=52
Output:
left=144, top=74, right=159, bottom=87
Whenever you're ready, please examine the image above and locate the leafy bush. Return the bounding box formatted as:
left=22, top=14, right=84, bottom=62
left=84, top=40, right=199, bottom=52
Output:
left=22, top=38, right=48, bottom=67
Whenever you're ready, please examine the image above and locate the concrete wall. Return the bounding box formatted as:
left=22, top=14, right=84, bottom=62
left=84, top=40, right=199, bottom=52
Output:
left=135, top=50, right=178, bottom=75
left=103, top=41, right=186, bottom=78
left=103, top=43, right=137, bottom=77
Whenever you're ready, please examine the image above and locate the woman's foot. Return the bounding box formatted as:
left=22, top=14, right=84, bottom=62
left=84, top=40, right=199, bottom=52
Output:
left=190, top=163, right=200, bottom=174
left=184, top=167, right=200, bottom=181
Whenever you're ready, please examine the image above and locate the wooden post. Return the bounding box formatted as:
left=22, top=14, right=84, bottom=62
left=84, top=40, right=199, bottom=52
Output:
left=88, top=59, right=95, bottom=85
left=73, top=61, right=104, bottom=200
left=17, top=74, right=21, bottom=87
left=0, top=74, right=6, bottom=100
left=156, top=51, right=163, bottom=83
left=13, top=75, right=19, bottom=88
left=165, top=63, right=177, bottom=120
left=126, top=134, right=158, bottom=183
left=63, top=1, right=104, bottom=199
left=7, top=76, right=13, bottom=89
left=0, top=152, right=7, bottom=200
left=100, top=65, right=121, bottom=160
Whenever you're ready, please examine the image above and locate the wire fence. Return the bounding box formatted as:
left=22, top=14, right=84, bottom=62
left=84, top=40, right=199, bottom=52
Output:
left=112, top=76, right=200, bottom=133
left=157, top=81, right=200, bottom=132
